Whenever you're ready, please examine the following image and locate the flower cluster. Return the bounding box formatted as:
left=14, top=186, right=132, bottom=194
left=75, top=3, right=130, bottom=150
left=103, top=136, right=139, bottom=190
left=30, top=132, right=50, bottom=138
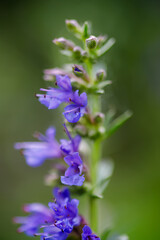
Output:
left=15, top=124, right=84, bottom=186
left=14, top=19, right=130, bottom=240
left=14, top=188, right=81, bottom=240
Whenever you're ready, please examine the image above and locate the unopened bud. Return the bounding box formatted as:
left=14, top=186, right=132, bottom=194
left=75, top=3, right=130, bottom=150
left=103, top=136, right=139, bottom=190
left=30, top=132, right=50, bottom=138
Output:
left=86, top=35, right=97, bottom=49
left=94, top=112, right=105, bottom=124
left=72, top=64, right=85, bottom=78
left=97, top=35, right=107, bottom=48
left=72, top=64, right=90, bottom=82
left=81, top=51, right=89, bottom=61
left=96, top=69, right=106, bottom=82
left=65, top=19, right=82, bottom=33
left=53, top=37, right=75, bottom=50
left=75, top=124, right=88, bottom=137
left=73, top=46, right=82, bottom=59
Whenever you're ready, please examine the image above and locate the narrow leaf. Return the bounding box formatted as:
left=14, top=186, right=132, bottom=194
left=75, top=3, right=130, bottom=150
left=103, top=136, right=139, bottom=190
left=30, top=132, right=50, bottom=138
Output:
left=83, top=21, right=90, bottom=39
left=101, top=229, right=111, bottom=240
left=92, top=160, right=114, bottom=198
left=105, top=110, right=132, bottom=138
left=97, top=38, right=116, bottom=57
left=108, top=234, right=129, bottom=240
left=97, top=80, right=112, bottom=89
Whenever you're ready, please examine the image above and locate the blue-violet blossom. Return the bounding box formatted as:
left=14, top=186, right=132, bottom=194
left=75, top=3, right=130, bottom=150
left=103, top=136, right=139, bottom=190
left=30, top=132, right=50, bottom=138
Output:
left=82, top=225, right=100, bottom=240
left=14, top=188, right=80, bottom=240
left=61, top=152, right=85, bottom=186
left=14, top=127, right=61, bottom=167
left=36, top=75, right=87, bottom=123
left=13, top=203, right=54, bottom=236
left=60, top=123, right=81, bottom=155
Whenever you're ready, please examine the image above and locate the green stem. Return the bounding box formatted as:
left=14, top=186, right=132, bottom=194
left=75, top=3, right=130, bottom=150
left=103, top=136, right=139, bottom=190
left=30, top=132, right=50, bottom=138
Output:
left=84, top=52, right=101, bottom=234
left=89, top=94, right=101, bottom=233
left=90, top=136, right=101, bottom=233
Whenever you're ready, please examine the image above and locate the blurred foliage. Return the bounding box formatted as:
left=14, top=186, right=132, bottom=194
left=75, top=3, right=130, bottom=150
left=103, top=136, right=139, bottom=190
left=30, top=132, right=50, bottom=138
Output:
left=0, top=0, right=160, bottom=240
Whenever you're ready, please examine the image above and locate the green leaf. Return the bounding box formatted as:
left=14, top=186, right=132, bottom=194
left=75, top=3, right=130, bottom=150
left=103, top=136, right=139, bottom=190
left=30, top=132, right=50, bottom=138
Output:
left=104, top=109, right=116, bottom=127
left=60, top=50, right=72, bottom=57
left=97, top=38, right=116, bottom=57
left=108, top=234, right=129, bottom=240
left=97, top=80, right=112, bottom=89
left=92, top=160, right=114, bottom=198
left=104, top=110, right=132, bottom=139
left=101, top=228, right=111, bottom=240
left=83, top=21, right=90, bottom=39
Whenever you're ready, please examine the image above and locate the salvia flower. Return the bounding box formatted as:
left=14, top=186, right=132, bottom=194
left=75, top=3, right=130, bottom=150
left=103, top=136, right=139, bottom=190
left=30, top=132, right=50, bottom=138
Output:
left=14, top=188, right=80, bottom=240
left=14, top=127, right=61, bottom=167
left=61, top=152, right=85, bottom=186
left=37, top=75, right=88, bottom=123
left=37, top=75, right=73, bottom=110
left=60, top=123, right=81, bottom=155
left=63, top=90, right=87, bottom=123
left=13, top=203, right=54, bottom=236
left=48, top=189, right=80, bottom=232
left=82, top=225, right=101, bottom=240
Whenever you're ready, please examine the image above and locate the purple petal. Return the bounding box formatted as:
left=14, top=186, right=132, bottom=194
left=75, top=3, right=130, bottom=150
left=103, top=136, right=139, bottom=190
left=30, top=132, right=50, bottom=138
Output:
left=56, top=75, right=72, bottom=91
left=63, top=104, right=81, bottom=123
left=61, top=174, right=85, bottom=186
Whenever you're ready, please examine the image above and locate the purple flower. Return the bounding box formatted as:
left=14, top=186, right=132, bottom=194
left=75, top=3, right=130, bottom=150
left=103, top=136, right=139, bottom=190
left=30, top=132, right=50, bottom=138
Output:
left=36, top=75, right=88, bottom=123
left=63, top=90, right=87, bottom=123
left=60, top=123, right=81, bottom=155
left=13, top=203, right=54, bottom=236
left=82, top=225, right=101, bottom=240
left=43, top=187, right=80, bottom=239
left=61, top=152, right=85, bottom=186
left=14, top=127, right=61, bottom=167
left=39, top=226, right=68, bottom=240
left=36, top=75, right=73, bottom=109
left=48, top=188, right=80, bottom=234
left=14, top=188, right=80, bottom=240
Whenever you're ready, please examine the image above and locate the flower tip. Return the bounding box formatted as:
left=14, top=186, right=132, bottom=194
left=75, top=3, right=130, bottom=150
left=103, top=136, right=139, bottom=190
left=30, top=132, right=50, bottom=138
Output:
left=22, top=204, right=29, bottom=213
left=16, top=228, right=22, bottom=234
left=12, top=217, right=17, bottom=223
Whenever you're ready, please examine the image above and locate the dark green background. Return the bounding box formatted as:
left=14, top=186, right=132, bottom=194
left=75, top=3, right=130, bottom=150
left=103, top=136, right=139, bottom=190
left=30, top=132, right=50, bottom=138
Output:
left=0, top=0, right=160, bottom=239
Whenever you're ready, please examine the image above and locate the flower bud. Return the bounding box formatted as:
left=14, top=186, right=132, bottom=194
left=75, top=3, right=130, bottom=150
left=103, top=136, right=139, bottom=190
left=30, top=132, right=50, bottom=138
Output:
left=86, top=35, right=97, bottom=49
left=65, top=19, right=82, bottom=33
left=94, top=112, right=105, bottom=124
left=53, top=37, right=75, bottom=50
left=96, top=69, right=106, bottom=82
left=75, top=124, right=88, bottom=137
left=97, top=35, right=107, bottom=48
left=72, top=64, right=89, bottom=82
left=73, top=46, right=82, bottom=60
left=81, top=51, right=89, bottom=61
left=72, top=64, right=85, bottom=78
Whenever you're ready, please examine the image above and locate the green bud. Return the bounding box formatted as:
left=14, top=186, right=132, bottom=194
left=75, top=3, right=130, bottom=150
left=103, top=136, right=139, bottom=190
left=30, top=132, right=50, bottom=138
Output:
left=86, top=35, right=97, bottom=49
left=72, top=64, right=85, bottom=77
left=53, top=37, right=75, bottom=50
left=65, top=19, right=82, bottom=34
left=94, top=112, right=105, bottom=124
left=74, top=124, right=88, bottom=137
left=97, top=35, right=107, bottom=48
left=72, top=64, right=89, bottom=82
left=96, top=69, right=106, bottom=82
left=73, top=46, right=82, bottom=60
left=81, top=51, right=89, bottom=61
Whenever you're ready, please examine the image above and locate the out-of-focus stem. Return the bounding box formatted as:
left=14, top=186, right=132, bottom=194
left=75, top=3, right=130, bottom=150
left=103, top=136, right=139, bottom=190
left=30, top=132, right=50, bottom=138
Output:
left=86, top=58, right=101, bottom=233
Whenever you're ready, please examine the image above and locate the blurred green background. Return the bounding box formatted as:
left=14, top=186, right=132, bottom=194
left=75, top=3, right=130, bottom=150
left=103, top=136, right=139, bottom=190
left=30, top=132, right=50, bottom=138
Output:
left=0, top=0, right=160, bottom=239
